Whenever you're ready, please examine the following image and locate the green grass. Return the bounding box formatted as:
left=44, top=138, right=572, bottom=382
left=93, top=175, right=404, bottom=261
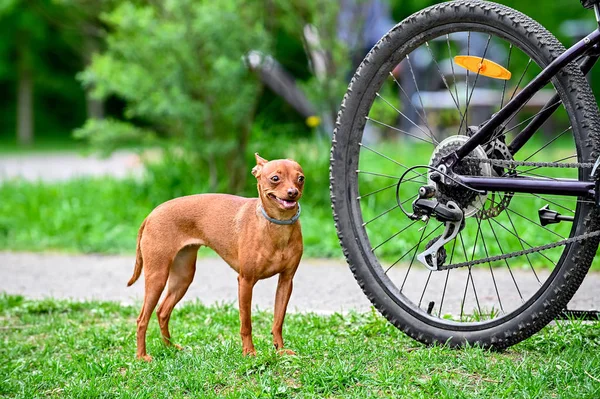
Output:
left=0, top=135, right=85, bottom=154
left=0, top=177, right=340, bottom=257
left=1, top=294, right=600, bottom=398
left=0, top=137, right=341, bottom=257
left=0, top=137, right=592, bottom=268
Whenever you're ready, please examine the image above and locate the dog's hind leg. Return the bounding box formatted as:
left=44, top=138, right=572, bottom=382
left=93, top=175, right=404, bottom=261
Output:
left=157, top=245, right=198, bottom=349
left=136, top=254, right=170, bottom=362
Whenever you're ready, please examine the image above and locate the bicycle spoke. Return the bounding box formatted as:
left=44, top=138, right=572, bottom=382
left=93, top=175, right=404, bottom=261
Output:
left=372, top=220, right=419, bottom=252
left=482, top=101, right=564, bottom=150
left=492, top=59, right=534, bottom=132
left=447, top=33, right=461, bottom=111
left=505, top=205, right=565, bottom=239
left=405, top=54, right=436, bottom=143
left=507, top=191, right=593, bottom=206
left=464, top=31, right=470, bottom=132
left=510, top=170, right=560, bottom=180
left=510, top=58, right=532, bottom=102
left=476, top=216, right=504, bottom=313
left=501, top=100, right=563, bottom=136
left=489, top=215, right=553, bottom=271
left=418, top=270, right=433, bottom=308
left=374, top=93, right=439, bottom=145
left=385, top=224, right=443, bottom=274
left=401, top=220, right=430, bottom=291
left=458, top=34, right=492, bottom=135
left=360, top=143, right=427, bottom=181
left=488, top=219, right=524, bottom=302
left=530, top=193, right=574, bottom=214
left=437, top=239, right=456, bottom=317
left=357, top=183, right=398, bottom=200
left=522, top=126, right=572, bottom=162
left=356, top=170, right=402, bottom=180
left=467, top=223, right=483, bottom=318
left=424, top=41, right=464, bottom=118
left=362, top=204, right=399, bottom=226
left=389, top=72, right=440, bottom=135
left=366, top=117, right=436, bottom=145
left=505, top=211, right=543, bottom=283
left=459, top=232, right=481, bottom=320
left=500, top=44, right=513, bottom=109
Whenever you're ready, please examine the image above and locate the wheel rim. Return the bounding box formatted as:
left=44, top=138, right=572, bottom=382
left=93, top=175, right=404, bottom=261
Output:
left=346, top=23, right=592, bottom=329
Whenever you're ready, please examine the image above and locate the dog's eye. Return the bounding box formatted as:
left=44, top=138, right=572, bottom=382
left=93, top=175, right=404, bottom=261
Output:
left=298, top=176, right=305, bottom=183
left=271, top=176, right=280, bottom=182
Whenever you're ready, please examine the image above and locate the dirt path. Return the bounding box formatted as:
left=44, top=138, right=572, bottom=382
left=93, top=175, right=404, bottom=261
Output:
left=1, top=252, right=598, bottom=314
left=0, top=150, right=143, bottom=182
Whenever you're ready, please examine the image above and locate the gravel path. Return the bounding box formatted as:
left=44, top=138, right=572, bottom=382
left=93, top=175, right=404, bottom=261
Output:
left=0, top=151, right=143, bottom=182
left=1, top=252, right=598, bottom=314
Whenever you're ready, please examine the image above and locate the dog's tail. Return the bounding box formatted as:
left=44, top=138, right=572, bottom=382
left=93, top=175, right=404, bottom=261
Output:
left=127, top=218, right=147, bottom=287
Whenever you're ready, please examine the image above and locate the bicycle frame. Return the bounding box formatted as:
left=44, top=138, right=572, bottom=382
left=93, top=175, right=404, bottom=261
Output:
left=444, top=6, right=600, bottom=199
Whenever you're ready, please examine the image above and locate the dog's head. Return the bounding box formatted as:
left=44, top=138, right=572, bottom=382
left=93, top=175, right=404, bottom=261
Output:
left=252, top=153, right=304, bottom=212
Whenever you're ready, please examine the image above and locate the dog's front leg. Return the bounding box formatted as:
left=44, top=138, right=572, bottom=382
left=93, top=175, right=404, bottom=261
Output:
left=237, top=275, right=257, bottom=356
left=272, top=272, right=295, bottom=355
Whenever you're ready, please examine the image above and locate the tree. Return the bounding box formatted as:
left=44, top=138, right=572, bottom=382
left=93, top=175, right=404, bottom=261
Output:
left=77, top=0, right=270, bottom=193
left=0, top=0, right=111, bottom=146
left=0, top=0, right=51, bottom=146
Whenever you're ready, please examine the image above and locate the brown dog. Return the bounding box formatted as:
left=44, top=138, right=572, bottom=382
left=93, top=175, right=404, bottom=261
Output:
left=127, top=153, right=304, bottom=361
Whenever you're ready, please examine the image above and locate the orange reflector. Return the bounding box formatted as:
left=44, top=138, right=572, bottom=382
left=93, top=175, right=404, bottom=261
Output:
left=454, top=56, right=512, bottom=80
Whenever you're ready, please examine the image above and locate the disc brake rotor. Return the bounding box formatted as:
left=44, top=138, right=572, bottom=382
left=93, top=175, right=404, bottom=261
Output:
left=478, top=138, right=515, bottom=220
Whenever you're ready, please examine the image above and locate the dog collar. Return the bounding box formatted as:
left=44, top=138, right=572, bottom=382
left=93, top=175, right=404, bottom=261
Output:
left=259, top=204, right=301, bottom=225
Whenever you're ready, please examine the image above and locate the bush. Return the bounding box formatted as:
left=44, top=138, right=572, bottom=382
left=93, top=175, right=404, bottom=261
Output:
left=77, top=0, right=270, bottom=193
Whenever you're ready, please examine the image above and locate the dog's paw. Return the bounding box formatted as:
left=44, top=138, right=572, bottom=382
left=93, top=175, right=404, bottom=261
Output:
left=277, top=349, right=296, bottom=356
left=173, top=344, right=183, bottom=351
left=137, top=354, right=153, bottom=362
left=243, top=348, right=257, bottom=357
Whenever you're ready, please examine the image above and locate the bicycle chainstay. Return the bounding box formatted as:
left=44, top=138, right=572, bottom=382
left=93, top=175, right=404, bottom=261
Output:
left=436, top=157, right=600, bottom=271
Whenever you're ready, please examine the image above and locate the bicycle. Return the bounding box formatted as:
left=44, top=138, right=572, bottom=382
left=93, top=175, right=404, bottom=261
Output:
left=330, top=0, right=600, bottom=349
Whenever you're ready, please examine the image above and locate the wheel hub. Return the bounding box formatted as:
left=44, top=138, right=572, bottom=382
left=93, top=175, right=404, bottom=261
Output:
left=428, top=135, right=491, bottom=217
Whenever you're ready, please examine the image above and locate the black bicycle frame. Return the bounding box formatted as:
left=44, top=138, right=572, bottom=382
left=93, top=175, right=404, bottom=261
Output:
left=444, top=28, right=600, bottom=199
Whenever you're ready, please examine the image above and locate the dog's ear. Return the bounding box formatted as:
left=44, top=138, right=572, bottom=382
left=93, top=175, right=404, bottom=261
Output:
left=252, top=153, right=268, bottom=178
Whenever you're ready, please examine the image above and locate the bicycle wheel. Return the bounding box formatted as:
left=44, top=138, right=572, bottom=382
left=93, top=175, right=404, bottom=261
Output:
left=330, top=0, right=600, bottom=349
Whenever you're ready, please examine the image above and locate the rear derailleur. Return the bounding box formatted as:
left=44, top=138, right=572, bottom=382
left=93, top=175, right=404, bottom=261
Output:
left=408, top=185, right=464, bottom=271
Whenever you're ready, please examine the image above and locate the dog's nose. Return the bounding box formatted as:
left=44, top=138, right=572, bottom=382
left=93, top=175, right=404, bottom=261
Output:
left=287, top=188, right=299, bottom=199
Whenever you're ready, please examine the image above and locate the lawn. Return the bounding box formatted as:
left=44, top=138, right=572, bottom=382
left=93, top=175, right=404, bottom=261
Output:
left=0, top=136, right=85, bottom=154
left=1, top=294, right=600, bottom=398
left=0, top=137, right=341, bottom=257
left=0, top=137, right=588, bottom=267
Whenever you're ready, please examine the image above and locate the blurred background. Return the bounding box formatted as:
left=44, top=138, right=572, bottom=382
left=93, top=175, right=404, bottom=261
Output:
left=0, top=0, right=597, bottom=258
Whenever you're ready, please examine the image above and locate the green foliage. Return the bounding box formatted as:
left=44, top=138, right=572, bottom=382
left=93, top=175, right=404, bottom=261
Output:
left=77, top=0, right=270, bottom=192
left=0, top=138, right=339, bottom=257
left=271, top=0, right=351, bottom=124
left=0, top=0, right=90, bottom=141
left=0, top=0, right=596, bottom=147
left=74, top=117, right=156, bottom=155
left=2, top=295, right=600, bottom=398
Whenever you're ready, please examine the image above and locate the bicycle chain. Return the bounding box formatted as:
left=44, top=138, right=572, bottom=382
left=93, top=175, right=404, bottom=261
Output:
left=436, top=156, right=599, bottom=271
left=463, top=156, right=595, bottom=169
left=439, top=229, right=600, bottom=271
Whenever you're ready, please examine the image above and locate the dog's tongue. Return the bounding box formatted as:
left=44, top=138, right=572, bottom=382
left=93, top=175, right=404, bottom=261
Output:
left=281, top=199, right=297, bottom=209
left=272, top=195, right=297, bottom=210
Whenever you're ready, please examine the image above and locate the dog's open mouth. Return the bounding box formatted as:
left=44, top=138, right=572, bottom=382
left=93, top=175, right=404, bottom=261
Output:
left=268, top=194, right=297, bottom=210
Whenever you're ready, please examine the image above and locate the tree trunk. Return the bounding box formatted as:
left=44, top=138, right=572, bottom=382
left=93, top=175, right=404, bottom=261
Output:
left=83, top=24, right=105, bottom=120
left=17, top=32, right=34, bottom=146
